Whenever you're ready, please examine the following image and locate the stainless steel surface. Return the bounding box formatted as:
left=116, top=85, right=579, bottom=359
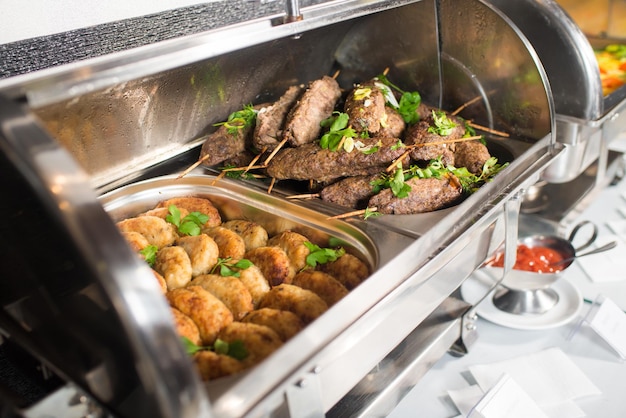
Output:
left=327, top=297, right=473, bottom=417
left=0, top=95, right=211, bottom=418
left=492, top=286, right=560, bottom=315
left=553, top=240, right=618, bottom=266
left=0, top=0, right=564, bottom=416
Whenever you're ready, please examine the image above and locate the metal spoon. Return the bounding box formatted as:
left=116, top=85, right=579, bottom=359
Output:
left=551, top=240, right=618, bottom=267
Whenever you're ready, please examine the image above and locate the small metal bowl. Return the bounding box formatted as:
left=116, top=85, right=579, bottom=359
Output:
left=480, top=220, right=597, bottom=315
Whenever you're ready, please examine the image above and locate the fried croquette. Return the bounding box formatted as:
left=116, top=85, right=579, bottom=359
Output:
left=242, top=308, right=304, bottom=341
left=156, top=196, right=222, bottom=227
left=176, top=234, right=219, bottom=276
left=117, top=215, right=177, bottom=249
left=193, top=350, right=245, bottom=381
left=217, top=322, right=283, bottom=367
left=245, top=246, right=295, bottom=287
left=189, top=274, right=254, bottom=320
left=204, top=226, right=247, bottom=261
left=170, top=307, right=202, bottom=346
left=167, top=286, right=233, bottom=344
left=318, top=253, right=369, bottom=290
left=221, top=220, right=269, bottom=251
left=155, top=246, right=193, bottom=290
left=267, top=230, right=310, bottom=271
left=259, top=284, right=328, bottom=324
left=292, top=270, right=348, bottom=306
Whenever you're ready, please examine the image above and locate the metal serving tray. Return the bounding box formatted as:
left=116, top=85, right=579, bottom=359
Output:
left=0, top=0, right=562, bottom=416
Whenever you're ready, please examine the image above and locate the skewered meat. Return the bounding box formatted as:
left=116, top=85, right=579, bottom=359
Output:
left=259, top=284, right=328, bottom=324
left=221, top=220, right=269, bottom=251
left=404, top=108, right=465, bottom=166
left=245, top=246, right=295, bottom=287
left=453, top=140, right=491, bottom=174
left=292, top=270, right=349, bottom=306
left=376, top=107, right=406, bottom=138
left=176, top=234, right=219, bottom=276
left=194, top=350, right=245, bottom=381
left=266, top=136, right=409, bottom=183
left=319, top=174, right=380, bottom=209
left=199, top=123, right=250, bottom=167
left=155, top=246, right=193, bottom=290
left=217, top=322, right=283, bottom=368
left=237, top=265, right=271, bottom=308
left=369, top=175, right=463, bottom=214
left=204, top=226, right=246, bottom=261
left=283, top=76, right=342, bottom=147
left=171, top=307, right=202, bottom=346
left=344, top=81, right=387, bottom=135
left=242, top=308, right=304, bottom=342
left=167, top=285, right=233, bottom=345
left=190, top=274, right=254, bottom=320
left=198, top=103, right=267, bottom=167
left=253, top=85, right=303, bottom=151
left=117, top=216, right=178, bottom=249
left=267, top=230, right=310, bottom=271
left=318, top=253, right=369, bottom=290
left=156, top=196, right=222, bottom=228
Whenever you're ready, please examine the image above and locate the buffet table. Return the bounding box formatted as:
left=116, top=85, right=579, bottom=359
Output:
left=389, top=164, right=626, bottom=418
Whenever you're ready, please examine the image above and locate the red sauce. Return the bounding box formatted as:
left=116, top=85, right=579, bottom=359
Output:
left=489, top=244, right=565, bottom=273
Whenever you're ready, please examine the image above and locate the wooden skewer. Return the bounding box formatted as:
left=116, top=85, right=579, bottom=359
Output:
left=386, top=152, right=410, bottom=173
left=327, top=207, right=378, bottom=220
left=467, top=122, right=509, bottom=138
left=332, top=69, right=341, bottom=80
left=286, top=193, right=320, bottom=200
left=210, top=170, right=227, bottom=186
left=244, top=148, right=266, bottom=173
left=451, top=95, right=483, bottom=116
left=263, top=137, right=289, bottom=166
left=178, top=153, right=211, bottom=179
left=267, top=177, right=276, bottom=194
left=221, top=164, right=267, bottom=172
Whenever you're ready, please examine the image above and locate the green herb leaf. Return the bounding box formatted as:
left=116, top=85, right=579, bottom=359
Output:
left=375, top=75, right=421, bottom=124
left=214, top=104, right=258, bottom=135
left=390, top=166, right=411, bottom=198
left=363, top=207, right=382, bottom=220
left=320, top=112, right=357, bottom=152
left=211, top=257, right=253, bottom=277
left=303, top=241, right=346, bottom=268
left=166, top=205, right=209, bottom=236
left=181, top=336, right=207, bottom=355
left=221, top=165, right=257, bottom=180
left=427, top=110, right=457, bottom=136
left=181, top=337, right=248, bottom=360
left=139, top=245, right=158, bottom=267
left=166, top=205, right=182, bottom=227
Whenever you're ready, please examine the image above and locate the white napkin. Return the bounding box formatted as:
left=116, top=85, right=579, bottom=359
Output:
left=467, top=347, right=601, bottom=418
left=576, top=233, right=626, bottom=283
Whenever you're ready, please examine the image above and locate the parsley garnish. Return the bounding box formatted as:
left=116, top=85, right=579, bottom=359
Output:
left=165, top=205, right=209, bottom=236
left=211, top=257, right=253, bottom=277
left=375, top=74, right=421, bottom=124
left=181, top=336, right=248, bottom=360
left=428, top=110, right=457, bottom=136
left=320, top=112, right=357, bottom=152
left=140, top=245, right=158, bottom=267
left=303, top=241, right=346, bottom=268
left=363, top=207, right=382, bottom=220
left=221, top=165, right=256, bottom=180
left=370, top=156, right=507, bottom=197
left=214, top=104, right=257, bottom=135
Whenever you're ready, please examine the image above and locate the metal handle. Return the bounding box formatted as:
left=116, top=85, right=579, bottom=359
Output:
left=567, top=220, right=598, bottom=253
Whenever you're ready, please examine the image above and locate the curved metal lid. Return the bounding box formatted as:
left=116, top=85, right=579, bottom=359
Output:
left=486, top=0, right=604, bottom=120
left=0, top=94, right=210, bottom=418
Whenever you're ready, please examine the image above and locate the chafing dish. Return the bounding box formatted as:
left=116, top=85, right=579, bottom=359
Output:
left=0, top=0, right=562, bottom=416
